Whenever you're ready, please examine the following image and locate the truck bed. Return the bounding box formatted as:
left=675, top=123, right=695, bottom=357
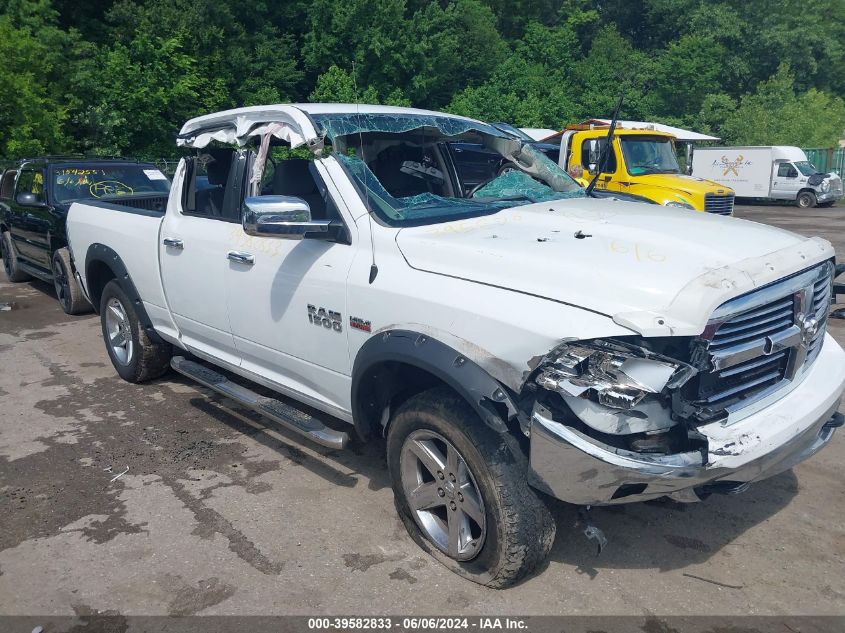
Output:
left=67, top=197, right=169, bottom=317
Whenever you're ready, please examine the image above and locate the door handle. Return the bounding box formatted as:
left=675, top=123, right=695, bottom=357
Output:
left=227, top=251, right=254, bottom=265
left=162, top=237, right=183, bottom=249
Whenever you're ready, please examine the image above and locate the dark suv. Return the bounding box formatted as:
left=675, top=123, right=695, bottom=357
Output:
left=0, top=157, right=170, bottom=314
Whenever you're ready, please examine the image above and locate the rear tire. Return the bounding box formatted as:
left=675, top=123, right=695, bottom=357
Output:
left=99, top=279, right=171, bottom=382
left=1, top=231, right=32, bottom=282
left=52, top=248, right=91, bottom=315
left=797, top=191, right=817, bottom=209
left=387, top=386, right=555, bottom=588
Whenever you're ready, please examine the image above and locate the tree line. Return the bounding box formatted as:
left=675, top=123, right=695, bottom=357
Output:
left=1, top=0, right=844, bottom=159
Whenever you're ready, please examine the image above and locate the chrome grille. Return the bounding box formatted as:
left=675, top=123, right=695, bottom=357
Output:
left=694, top=261, right=833, bottom=413
left=806, top=271, right=832, bottom=365
left=704, top=193, right=734, bottom=215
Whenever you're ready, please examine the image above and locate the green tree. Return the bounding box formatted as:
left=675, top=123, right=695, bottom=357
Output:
left=308, top=65, right=409, bottom=105
left=405, top=0, right=507, bottom=106
left=302, top=0, right=410, bottom=99
left=715, top=65, right=845, bottom=147
left=0, top=2, right=74, bottom=157
left=571, top=25, right=657, bottom=120
left=3, top=0, right=845, bottom=159
left=71, top=32, right=209, bottom=155
left=651, top=35, right=725, bottom=124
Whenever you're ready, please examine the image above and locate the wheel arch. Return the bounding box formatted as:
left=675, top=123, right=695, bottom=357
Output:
left=84, top=243, right=165, bottom=344
left=351, top=329, right=520, bottom=441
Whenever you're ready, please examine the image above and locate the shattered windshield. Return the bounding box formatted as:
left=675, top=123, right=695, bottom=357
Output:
left=620, top=136, right=680, bottom=175
left=322, top=113, right=584, bottom=226
left=312, top=112, right=508, bottom=142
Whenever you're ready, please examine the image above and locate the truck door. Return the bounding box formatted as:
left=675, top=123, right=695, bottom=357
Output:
left=8, top=168, right=51, bottom=268
left=771, top=162, right=801, bottom=200
left=224, top=156, right=356, bottom=415
left=579, top=137, right=619, bottom=191
left=159, top=149, right=242, bottom=366
left=0, top=169, right=17, bottom=237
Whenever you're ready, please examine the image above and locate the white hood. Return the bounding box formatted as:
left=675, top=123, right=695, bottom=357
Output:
left=395, top=198, right=834, bottom=337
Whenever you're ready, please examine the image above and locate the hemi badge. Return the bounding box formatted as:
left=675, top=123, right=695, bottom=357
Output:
left=350, top=316, right=372, bottom=333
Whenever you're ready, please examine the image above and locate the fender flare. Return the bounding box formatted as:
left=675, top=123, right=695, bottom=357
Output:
left=351, top=329, right=518, bottom=438
left=84, top=243, right=165, bottom=345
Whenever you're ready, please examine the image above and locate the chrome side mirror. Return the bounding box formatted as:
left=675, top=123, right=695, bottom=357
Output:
left=16, top=192, right=45, bottom=207
left=242, top=196, right=331, bottom=239
left=588, top=139, right=600, bottom=166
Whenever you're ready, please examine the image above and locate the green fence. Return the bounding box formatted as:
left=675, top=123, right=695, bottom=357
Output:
left=804, top=148, right=845, bottom=175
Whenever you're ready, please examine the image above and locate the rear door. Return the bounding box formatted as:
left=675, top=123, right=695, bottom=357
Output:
left=580, top=136, right=618, bottom=192
left=159, top=150, right=244, bottom=366
left=0, top=169, right=17, bottom=228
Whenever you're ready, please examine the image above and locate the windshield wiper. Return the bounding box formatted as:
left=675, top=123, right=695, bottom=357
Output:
left=630, top=166, right=680, bottom=175
left=585, top=94, right=624, bottom=198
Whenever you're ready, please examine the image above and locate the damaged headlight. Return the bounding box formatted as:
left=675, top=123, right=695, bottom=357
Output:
left=535, top=339, right=696, bottom=435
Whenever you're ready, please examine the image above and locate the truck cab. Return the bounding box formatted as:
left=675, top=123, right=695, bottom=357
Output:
left=551, top=126, right=736, bottom=215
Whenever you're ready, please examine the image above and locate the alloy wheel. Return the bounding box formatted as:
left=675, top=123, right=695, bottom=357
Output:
left=2, top=239, right=12, bottom=277
left=400, top=430, right=486, bottom=561
left=104, top=297, right=134, bottom=365
left=52, top=259, right=70, bottom=309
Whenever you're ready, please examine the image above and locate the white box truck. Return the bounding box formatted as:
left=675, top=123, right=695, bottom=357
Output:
left=692, top=146, right=843, bottom=208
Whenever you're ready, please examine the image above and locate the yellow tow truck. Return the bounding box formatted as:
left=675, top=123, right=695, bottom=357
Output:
left=544, top=123, right=735, bottom=215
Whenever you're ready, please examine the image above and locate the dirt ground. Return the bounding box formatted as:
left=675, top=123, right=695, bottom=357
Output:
left=0, top=203, right=843, bottom=617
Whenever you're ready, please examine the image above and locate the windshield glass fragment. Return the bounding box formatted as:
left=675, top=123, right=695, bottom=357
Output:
left=311, top=113, right=508, bottom=142
left=472, top=169, right=584, bottom=203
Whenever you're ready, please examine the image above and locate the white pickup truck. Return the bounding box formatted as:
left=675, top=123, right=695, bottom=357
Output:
left=66, top=104, right=845, bottom=588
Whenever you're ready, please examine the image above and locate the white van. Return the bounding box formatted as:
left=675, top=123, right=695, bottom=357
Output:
left=692, top=146, right=843, bottom=208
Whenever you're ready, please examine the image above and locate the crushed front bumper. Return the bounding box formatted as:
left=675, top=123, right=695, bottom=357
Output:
left=528, top=334, right=845, bottom=505
left=816, top=190, right=843, bottom=204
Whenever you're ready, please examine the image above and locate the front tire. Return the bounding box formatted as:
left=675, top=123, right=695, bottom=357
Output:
left=52, top=248, right=91, bottom=315
left=99, top=279, right=171, bottom=382
left=387, top=386, right=555, bottom=588
left=797, top=191, right=817, bottom=209
left=1, top=231, right=32, bottom=282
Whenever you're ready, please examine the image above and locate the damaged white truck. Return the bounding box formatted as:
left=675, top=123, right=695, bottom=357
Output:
left=66, top=104, right=845, bottom=588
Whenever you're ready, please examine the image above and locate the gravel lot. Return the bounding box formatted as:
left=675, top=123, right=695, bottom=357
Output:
left=0, top=203, right=843, bottom=617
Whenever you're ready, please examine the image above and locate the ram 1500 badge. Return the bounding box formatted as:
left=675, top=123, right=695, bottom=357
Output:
left=65, top=104, right=845, bottom=588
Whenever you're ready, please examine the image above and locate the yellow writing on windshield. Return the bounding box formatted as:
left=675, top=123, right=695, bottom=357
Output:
left=89, top=180, right=134, bottom=198
left=55, top=169, right=106, bottom=176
